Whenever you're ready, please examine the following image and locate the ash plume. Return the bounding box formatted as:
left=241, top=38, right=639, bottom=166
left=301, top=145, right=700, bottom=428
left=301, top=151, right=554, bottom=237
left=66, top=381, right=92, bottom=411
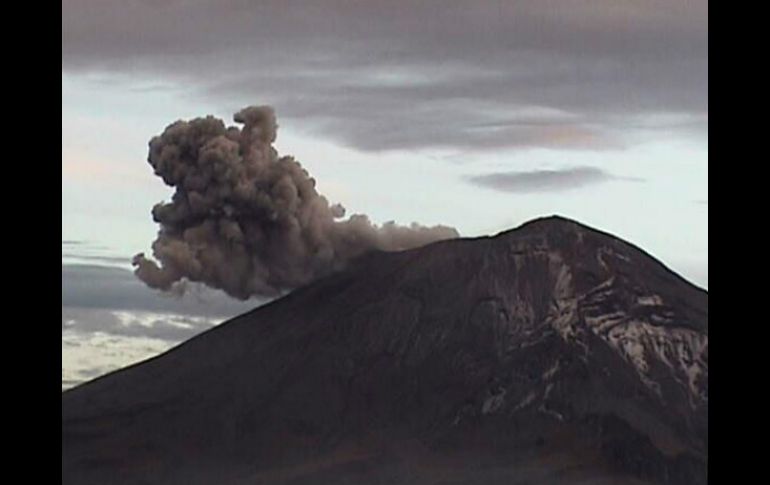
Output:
left=133, top=106, right=459, bottom=299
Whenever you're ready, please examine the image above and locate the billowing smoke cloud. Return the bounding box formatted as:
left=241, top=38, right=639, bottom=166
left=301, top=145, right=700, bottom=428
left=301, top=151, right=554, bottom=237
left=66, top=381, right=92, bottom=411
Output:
left=133, top=106, right=459, bottom=299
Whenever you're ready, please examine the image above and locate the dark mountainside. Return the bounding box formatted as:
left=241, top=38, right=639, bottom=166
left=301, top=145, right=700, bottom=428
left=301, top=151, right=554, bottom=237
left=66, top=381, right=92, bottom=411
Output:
left=62, top=216, right=708, bottom=485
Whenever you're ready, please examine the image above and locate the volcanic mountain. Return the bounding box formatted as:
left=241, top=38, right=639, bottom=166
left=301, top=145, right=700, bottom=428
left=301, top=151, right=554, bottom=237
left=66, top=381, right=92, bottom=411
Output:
left=62, top=216, right=708, bottom=485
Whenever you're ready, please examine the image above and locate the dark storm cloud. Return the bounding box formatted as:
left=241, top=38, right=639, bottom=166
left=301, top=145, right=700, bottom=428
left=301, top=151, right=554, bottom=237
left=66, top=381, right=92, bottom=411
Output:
left=62, top=264, right=260, bottom=316
left=62, top=0, right=707, bottom=152
left=467, top=166, right=641, bottom=193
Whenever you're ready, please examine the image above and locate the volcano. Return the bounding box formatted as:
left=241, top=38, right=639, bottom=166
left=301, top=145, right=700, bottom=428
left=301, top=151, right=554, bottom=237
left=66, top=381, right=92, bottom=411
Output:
left=62, top=216, right=708, bottom=485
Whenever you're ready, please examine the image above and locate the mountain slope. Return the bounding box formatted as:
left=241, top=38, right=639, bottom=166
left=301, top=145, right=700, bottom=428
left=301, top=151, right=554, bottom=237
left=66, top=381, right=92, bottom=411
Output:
left=62, top=216, right=708, bottom=485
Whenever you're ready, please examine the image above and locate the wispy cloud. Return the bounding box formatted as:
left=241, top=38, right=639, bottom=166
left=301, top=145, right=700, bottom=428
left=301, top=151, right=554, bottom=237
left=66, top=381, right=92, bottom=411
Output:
left=61, top=253, right=132, bottom=265
left=62, top=307, right=220, bottom=343
left=466, top=166, right=642, bottom=193
left=62, top=240, right=134, bottom=269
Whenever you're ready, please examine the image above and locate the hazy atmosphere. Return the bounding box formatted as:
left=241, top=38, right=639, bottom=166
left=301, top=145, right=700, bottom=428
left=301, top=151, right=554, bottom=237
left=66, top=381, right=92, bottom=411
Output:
left=62, top=0, right=707, bottom=389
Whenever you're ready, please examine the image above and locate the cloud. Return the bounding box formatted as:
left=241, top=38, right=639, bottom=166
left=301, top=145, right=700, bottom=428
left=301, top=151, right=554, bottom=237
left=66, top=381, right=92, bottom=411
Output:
left=62, top=322, right=178, bottom=390
left=62, top=0, right=707, bottom=153
left=62, top=306, right=218, bottom=342
left=62, top=263, right=258, bottom=389
left=62, top=264, right=261, bottom=316
left=61, top=253, right=133, bottom=266
left=62, top=240, right=134, bottom=268
left=466, top=166, right=641, bottom=193
left=62, top=239, right=115, bottom=255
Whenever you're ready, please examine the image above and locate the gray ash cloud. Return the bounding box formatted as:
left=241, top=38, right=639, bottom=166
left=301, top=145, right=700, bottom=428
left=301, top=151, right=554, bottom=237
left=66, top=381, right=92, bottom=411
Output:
left=133, top=106, right=458, bottom=299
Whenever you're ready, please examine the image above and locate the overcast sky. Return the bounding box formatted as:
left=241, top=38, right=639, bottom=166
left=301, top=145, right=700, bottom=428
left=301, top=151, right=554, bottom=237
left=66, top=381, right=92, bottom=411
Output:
left=62, top=0, right=707, bottom=387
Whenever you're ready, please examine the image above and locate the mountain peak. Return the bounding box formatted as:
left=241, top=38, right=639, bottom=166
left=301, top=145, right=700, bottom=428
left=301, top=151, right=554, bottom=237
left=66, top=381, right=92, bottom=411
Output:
left=512, top=213, right=583, bottom=230
left=63, top=216, right=708, bottom=485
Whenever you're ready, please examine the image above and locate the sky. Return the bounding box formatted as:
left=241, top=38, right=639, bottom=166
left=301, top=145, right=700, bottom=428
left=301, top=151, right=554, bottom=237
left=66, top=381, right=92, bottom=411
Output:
left=62, top=0, right=708, bottom=389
